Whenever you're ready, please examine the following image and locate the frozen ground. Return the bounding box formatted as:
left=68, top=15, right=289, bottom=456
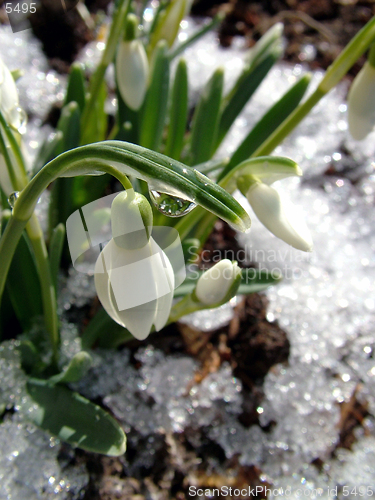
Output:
left=1, top=15, right=375, bottom=500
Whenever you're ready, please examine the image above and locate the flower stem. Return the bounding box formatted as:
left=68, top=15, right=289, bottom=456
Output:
left=80, top=0, right=131, bottom=139
left=26, top=214, right=59, bottom=363
left=168, top=294, right=204, bottom=324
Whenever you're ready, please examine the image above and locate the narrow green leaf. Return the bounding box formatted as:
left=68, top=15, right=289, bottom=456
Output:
left=239, top=268, right=282, bottom=294
left=56, top=102, right=81, bottom=154
left=48, top=351, right=92, bottom=384
left=65, top=62, right=86, bottom=113
left=115, top=86, right=140, bottom=144
left=1, top=211, right=43, bottom=329
left=193, top=157, right=229, bottom=175
left=140, top=41, right=170, bottom=151
left=81, top=307, right=131, bottom=349
left=189, top=67, right=224, bottom=165
left=216, top=49, right=281, bottom=147
left=17, top=340, right=41, bottom=373
left=30, top=141, right=252, bottom=233
left=220, top=156, right=301, bottom=192
left=49, top=223, right=66, bottom=291
left=25, top=379, right=126, bottom=456
left=32, top=131, right=63, bottom=176
left=80, top=81, right=107, bottom=146
left=48, top=103, right=81, bottom=236
left=165, top=58, right=188, bottom=160
left=218, top=74, right=311, bottom=180
left=174, top=268, right=282, bottom=297
left=168, top=13, right=225, bottom=60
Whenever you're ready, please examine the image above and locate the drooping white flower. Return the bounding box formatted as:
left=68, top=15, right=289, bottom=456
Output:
left=348, top=61, right=375, bottom=140
left=116, top=39, right=149, bottom=111
left=246, top=181, right=313, bottom=252
left=94, top=237, right=175, bottom=340
left=94, top=189, right=174, bottom=340
left=195, top=259, right=242, bottom=306
left=0, top=56, right=20, bottom=129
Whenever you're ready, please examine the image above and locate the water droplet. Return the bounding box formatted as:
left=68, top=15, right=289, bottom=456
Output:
left=149, top=190, right=196, bottom=217
left=16, top=107, right=27, bottom=135
left=8, top=191, right=20, bottom=208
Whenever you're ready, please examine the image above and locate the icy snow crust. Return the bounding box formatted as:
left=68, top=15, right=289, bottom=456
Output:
left=1, top=16, right=375, bottom=499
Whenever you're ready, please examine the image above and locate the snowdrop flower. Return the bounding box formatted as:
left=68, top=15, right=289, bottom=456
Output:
left=94, top=190, right=175, bottom=340
left=0, top=56, right=20, bottom=129
left=246, top=181, right=313, bottom=252
left=150, top=0, right=193, bottom=50
left=194, top=259, right=242, bottom=306
left=116, top=14, right=149, bottom=111
left=347, top=60, right=375, bottom=140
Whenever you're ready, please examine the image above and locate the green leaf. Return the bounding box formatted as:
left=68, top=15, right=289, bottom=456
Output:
left=168, top=13, right=224, bottom=60
left=80, top=80, right=107, bottom=146
left=59, top=141, right=252, bottom=232
left=1, top=211, right=43, bottom=329
left=164, top=58, right=188, bottom=161
left=174, top=267, right=281, bottom=298
left=115, top=86, right=140, bottom=144
left=216, top=50, right=281, bottom=148
left=215, top=25, right=284, bottom=149
left=220, top=156, right=301, bottom=192
left=56, top=102, right=81, bottom=155
left=189, top=67, right=224, bottom=165
left=140, top=41, right=170, bottom=151
left=239, top=268, right=282, bottom=294
left=25, top=379, right=126, bottom=456
left=17, top=340, right=41, bottom=373
left=48, top=103, right=82, bottom=236
left=218, top=74, right=311, bottom=180
left=81, top=307, right=132, bottom=349
left=65, top=62, right=86, bottom=113
left=32, top=131, right=63, bottom=176
left=193, top=157, right=230, bottom=175
left=49, top=223, right=65, bottom=291
left=48, top=351, right=92, bottom=384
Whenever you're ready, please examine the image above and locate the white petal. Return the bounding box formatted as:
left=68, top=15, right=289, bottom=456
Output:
left=195, top=259, right=236, bottom=305
left=94, top=237, right=175, bottom=340
left=110, top=289, right=157, bottom=340
left=247, top=183, right=313, bottom=252
left=0, top=57, right=20, bottom=128
left=348, top=62, right=375, bottom=141
left=152, top=240, right=175, bottom=331
left=116, top=40, right=149, bottom=111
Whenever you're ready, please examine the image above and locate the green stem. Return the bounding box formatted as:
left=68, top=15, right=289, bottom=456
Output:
left=168, top=294, right=204, bottom=324
left=252, top=87, right=325, bottom=157
left=80, top=0, right=131, bottom=137
left=26, top=214, right=59, bottom=364
left=369, top=42, right=375, bottom=68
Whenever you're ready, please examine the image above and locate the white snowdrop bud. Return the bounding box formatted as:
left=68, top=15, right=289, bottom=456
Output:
left=116, top=38, right=149, bottom=111
left=246, top=181, right=313, bottom=252
left=348, top=61, right=375, bottom=140
left=0, top=56, right=20, bottom=129
left=194, top=259, right=242, bottom=306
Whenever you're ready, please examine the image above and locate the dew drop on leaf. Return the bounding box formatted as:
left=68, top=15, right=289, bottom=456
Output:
left=16, top=107, right=27, bottom=135
left=8, top=191, right=20, bottom=208
left=149, top=190, right=196, bottom=217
